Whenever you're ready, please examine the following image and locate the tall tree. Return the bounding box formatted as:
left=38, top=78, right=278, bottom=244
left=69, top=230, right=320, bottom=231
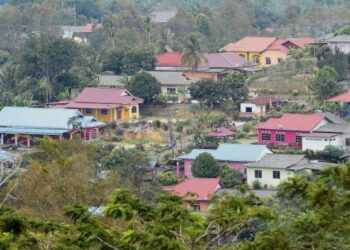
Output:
left=309, top=66, right=341, bottom=101
left=181, top=33, right=206, bottom=71
left=127, top=71, right=161, bottom=103
left=221, top=72, right=249, bottom=110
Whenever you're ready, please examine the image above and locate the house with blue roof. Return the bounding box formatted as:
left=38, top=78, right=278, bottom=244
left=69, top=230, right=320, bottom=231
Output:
left=0, top=107, right=104, bottom=146
left=177, top=144, right=272, bottom=178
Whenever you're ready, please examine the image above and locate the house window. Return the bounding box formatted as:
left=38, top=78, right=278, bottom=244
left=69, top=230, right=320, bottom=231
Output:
left=239, top=54, right=246, bottom=58
left=278, top=58, right=283, bottom=63
left=265, top=57, right=271, bottom=65
left=255, top=170, right=262, bottom=178
left=262, top=133, right=271, bottom=141
left=296, top=135, right=302, bottom=143
left=253, top=55, right=260, bottom=64
left=276, top=134, right=285, bottom=142
left=85, top=108, right=92, bottom=114
left=346, top=138, right=350, bottom=146
left=273, top=171, right=280, bottom=179
left=100, top=109, right=108, bottom=115
left=131, top=106, right=137, bottom=113
left=192, top=202, right=201, bottom=211
left=245, top=107, right=253, bottom=113
left=167, top=88, right=176, bottom=94
left=92, top=129, right=97, bottom=139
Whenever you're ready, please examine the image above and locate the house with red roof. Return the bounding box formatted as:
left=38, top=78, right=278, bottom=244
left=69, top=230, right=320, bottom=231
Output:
left=156, top=52, right=254, bottom=81
left=256, top=113, right=330, bottom=148
left=327, top=91, right=350, bottom=117
left=163, top=178, right=220, bottom=212
left=51, top=88, right=143, bottom=123
left=221, top=37, right=314, bottom=66
left=240, top=96, right=283, bottom=118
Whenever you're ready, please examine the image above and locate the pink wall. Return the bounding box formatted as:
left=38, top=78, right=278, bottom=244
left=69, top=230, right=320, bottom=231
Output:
left=182, top=159, right=247, bottom=178
left=258, top=129, right=304, bottom=148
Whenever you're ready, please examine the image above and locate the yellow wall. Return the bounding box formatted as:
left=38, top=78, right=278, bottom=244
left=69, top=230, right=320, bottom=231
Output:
left=260, top=50, right=287, bottom=66
left=234, top=51, right=263, bottom=66
left=80, top=105, right=140, bottom=123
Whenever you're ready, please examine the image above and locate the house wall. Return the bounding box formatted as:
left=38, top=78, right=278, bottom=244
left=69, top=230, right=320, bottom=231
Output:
left=302, top=133, right=350, bottom=151
left=258, top=129, right=304, bottom=148
left=80, top=105, right=140, bottom=123
left=233, top=51, right=262, bottom=66
left=246, top=167, right=295, bottom=188
left=328, top=42, right=350, bottom=54
left=240, top=103, right=266, bottom=115
left=261, top=50, right=287, bottom=66
left=184, top=201, right=209, bottom=212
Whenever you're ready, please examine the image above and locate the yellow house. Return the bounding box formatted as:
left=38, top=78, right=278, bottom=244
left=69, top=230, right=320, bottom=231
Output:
left=221, top=37, right=315, bottom=67
left=57, top=87, right=143, bottom=123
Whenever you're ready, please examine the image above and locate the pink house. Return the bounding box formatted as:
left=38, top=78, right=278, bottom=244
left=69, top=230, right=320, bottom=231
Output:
left=256, top=113, right=329, bottom=148
left=177, top=144, right=272, bottom=178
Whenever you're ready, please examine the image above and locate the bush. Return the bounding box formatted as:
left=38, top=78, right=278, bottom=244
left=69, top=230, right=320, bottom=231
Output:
left=159, top=172, right=178, bottom=186
left=191, top=153, right=220, bottom=177
left=252, top=180, right=262, bottom=190
left=242, top=122, right=252, bottom=133
left=292, top=89, right=300, bottom=97
left=322, top=145, right=345, bottom=163
left=152, top=120, right=161, bottom=129
left=236, top=132, right=248, bottom=139
left=219, top=165, right=244, bottom=188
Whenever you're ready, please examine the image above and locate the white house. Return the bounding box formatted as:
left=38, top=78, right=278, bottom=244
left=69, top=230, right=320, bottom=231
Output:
left=325, top=35, right=350, bottom=54
left=245, top=154, right=332, bottom=188
left=240, top=96, right=282, bottom=118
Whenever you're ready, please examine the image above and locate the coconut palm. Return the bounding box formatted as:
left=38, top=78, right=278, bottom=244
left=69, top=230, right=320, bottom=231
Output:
left=181, top=34, right=207, bottom=71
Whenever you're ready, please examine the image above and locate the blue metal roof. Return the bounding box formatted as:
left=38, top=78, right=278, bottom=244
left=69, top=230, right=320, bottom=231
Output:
left=178, top=144, right=271, bottom=162
left=0, top=150, right=17, bottom=161
left=0, top=127, right=69, bottom=135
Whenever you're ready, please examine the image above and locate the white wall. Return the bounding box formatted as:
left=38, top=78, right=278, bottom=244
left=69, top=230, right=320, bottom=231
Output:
left=302, top=133, right=350, bottom=151
left=246, top=167, right=295, bottom=188
left=328, top=42, right=350, bottom=54
left=240, top=103, right=265, bottom=114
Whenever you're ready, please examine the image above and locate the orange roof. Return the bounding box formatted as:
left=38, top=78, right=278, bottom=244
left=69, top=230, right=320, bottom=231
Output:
left=221, top=37, right=277, bottom=53
left=163, top=178, right=220, bottom=201
left=328, top=91, right=350, bottom=103
left=256, top=113, right=326, bottom=132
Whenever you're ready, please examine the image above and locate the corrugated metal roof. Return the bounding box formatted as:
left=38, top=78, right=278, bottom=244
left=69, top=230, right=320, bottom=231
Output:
left=0, top=127, right=69, bottom=135
left=178, top=144, right=271, bottom=162
left=245, top=154, right=306, bottom=169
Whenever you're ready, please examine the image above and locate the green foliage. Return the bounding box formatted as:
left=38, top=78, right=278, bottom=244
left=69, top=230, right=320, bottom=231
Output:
left=317, top=47, right=349, bottom=80
left=252, top=180, right=262, bottom=190
left=321, top=145, right=345, bottom=163
left=309, top=66, right=341, bottom=101
left=127, top=71, right=161, bottom=103
left=181, top=33, right=206, bottom=71
left=189, top=78, right=221, bottom=107
left=159, top=172, right=178, bottom=186
left=335, top=25, right=350, bottom=35
left=191, top=152, right=220, bottom=177
left=221, top=72, right=248, bottom=109
left=220, top=165, right=244, bottom=188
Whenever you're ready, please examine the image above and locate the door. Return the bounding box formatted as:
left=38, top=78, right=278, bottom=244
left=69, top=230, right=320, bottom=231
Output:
left=117, top=109, right=122, bottom=120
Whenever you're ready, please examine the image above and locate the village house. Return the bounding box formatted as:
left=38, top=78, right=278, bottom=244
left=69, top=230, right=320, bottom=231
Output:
left=155, top=52, right=257, bottom=80
left=0, top=107, right=104, bottom=146
left=327, top=91, right=350, bottom=117
left=245, top=154, right=333, bottom=188
left=177, top=144, right=272, bottom=178
left=256, top=113, right=330, bottom=148
left=61, top=23, right=102, bottom=43
left=163, top=178, right=220, bottom=212
left=325, top=35, right=350, bottom=54
left=52, top=87, right=143, bottom=123
left=221, top=37, right=314, bottom=66
left=239, top=96, right=282, bottom=118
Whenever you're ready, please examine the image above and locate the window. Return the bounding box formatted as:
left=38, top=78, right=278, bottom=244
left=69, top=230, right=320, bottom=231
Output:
left=85, top=108, right=92, bottom=114
left=239, top=54, right=246, bottom=58
left=276, top=134, right=285, bottom=142
left=253, top=55, right=260, bottom=64
left=265, top=57, right=271, bottom=65
left=255, top=170, right=262, bottom=178
left=346, top=138, right=350, bottom=146
left=131, top=106, right=137, bottom=113
left=296, top=135, right=302, bottom=143
left=167, top=88, right=176, bottom=94
left=278, top=58, right=283, bottom=63
left=245, top=107, right=253, bottom=113
left=100, top=109, right=108, bottom=115
left=262, top=133, right=271, bottom=141
left=244, top=168, right=247, bottom=175
left=273, top=171, right=280, bottom=179
left=92, top=129, right=97, bottom=139
left=192, top=203, right=201, bottom=211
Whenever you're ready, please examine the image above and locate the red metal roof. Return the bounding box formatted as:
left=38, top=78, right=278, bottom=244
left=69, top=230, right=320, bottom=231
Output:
left=81, top=23, right=102, bottom=33
left=256, top=113, right=326, bottom=132
left=156, top=52, right=249, bottom=68
left=327, top=91, right=350, bottom=103
left=289, top=38, right=315, bottom=47
left=221, top=37, right=277, bottom=53
left=64, top=102, right=120, bottom=109
left=74, top=87, right=143, bottom=105
left=163, top=178, right=220, bottom=201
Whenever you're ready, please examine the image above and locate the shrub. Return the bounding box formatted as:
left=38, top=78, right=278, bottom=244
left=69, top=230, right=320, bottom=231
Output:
left=242, top=122, right=252, bottom=133
left=236, top=132, right=248, bottom=139
left=152, top=120, right=161, bottom=129
left=191, top=153, right=220, bottom=177
left=322, top=145, right=346, bottom=163
left=161, top=123, right=169, bottom=131
left=252, top=180, right=262, bottom=190
left=159, top=172, right=178, bottom=186
left=219, top=165, right=244, bottom=188
left=292, top=89, right=300, bottom=97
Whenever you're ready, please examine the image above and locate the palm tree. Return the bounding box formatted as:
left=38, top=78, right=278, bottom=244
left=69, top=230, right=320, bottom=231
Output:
left=181, top=34, right=207, bottom=71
